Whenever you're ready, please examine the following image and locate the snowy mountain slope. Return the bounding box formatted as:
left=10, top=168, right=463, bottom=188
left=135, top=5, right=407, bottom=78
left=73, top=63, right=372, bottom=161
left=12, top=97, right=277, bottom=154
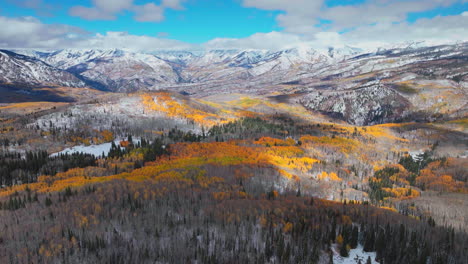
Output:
left=13, top=42, right=467, bottom=91
left=177, top=47, right=333, bottom=83
left=327, top=46, right=363, bottom=60
left=300, top=84, right=410, bottom=126
left=7, top=42, right=467, bottom=126
left=0, top=50, right=85, bottom=87
left=14, top=49, right=181, bottom=92
left=296, top=43, right=468, bottom=125
left=67, top=52, right=180, bottom=92
left=11, top=46, right=337, bottom=90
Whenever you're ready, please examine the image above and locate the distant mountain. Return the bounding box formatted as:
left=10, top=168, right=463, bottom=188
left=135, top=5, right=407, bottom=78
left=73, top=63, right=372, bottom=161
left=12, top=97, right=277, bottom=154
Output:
left=12, top=47, right=337, bottom=91
left=0, top=50, right=85, bottom=88
left=12, top=42, right=467, bottom=93
left=327, top=45, right=363, bottom=60
left=18, top=49, right=180, bottom=92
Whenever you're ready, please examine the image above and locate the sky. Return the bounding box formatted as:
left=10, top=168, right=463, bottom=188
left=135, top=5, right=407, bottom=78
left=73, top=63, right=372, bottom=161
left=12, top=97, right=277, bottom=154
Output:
left=0, top=0, right=467, bottom=51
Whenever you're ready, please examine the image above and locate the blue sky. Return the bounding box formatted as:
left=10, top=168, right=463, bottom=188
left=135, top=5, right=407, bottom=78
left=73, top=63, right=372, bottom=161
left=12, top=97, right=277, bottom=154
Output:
left=0, top=0, right=466, bottom=50
left=2, top=0, right=282, bottom=42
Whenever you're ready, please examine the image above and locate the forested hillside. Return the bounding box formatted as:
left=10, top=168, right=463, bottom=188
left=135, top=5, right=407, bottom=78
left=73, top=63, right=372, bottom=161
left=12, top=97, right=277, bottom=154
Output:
left=1, top=94, right=467, bottom=263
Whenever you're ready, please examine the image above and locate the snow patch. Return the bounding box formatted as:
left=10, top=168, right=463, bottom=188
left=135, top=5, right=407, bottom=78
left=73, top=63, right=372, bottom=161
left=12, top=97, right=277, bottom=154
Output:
left=332, top=244, right=379, bottom=264
left=50, top=140, right=119, bottom=158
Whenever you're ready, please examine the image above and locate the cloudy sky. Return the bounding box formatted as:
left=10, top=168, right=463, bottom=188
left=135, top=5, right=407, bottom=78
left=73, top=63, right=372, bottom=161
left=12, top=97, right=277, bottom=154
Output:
left=0, top=0, right=467, bottom=50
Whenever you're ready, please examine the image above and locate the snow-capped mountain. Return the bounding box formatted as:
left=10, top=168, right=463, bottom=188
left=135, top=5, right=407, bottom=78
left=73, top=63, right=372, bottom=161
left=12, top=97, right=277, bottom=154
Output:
left=65, top=50, right=180, bottom=92
left=152, top=50, right=201, bottom=65
left=12, top=47, right=337, bottom=90
left=327, top=46, right=363, bottom=60
left=174, top=47, right=333, bottom=83
left=4, top=42, right=467, bottom=96
left=10, top=49, right=181, bottom=92
left=0, top=50, right=85, bottom=87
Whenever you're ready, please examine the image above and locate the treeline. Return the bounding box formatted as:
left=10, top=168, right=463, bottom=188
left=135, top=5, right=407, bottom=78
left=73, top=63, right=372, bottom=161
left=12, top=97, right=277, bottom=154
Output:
left=0, top=151, right=96, bottom=186
left=107, top=136, right=169, bottom=164
left=0, top=129, right=195, bottom=188
left=208, top=116, right=296, bottom=140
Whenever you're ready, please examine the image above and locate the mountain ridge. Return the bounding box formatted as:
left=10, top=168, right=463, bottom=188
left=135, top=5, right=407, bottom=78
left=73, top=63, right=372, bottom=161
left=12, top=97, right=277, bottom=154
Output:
left=2, top=42, right=467, bottom=125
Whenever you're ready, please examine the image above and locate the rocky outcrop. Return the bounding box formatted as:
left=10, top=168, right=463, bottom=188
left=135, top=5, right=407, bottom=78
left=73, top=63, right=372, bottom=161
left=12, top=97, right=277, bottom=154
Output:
left=300, top=85, right=411, bottom=126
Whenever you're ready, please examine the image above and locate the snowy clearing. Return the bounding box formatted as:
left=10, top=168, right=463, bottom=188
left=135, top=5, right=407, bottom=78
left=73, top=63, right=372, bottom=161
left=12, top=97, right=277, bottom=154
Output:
left=50, top=140, right=121, bottom=158
left=332, top=244, right=379, bottom=264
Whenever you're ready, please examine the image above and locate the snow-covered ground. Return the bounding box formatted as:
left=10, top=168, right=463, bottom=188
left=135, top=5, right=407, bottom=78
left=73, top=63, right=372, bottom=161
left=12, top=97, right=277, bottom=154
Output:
left=50, top=140, right=122, bottom=158
left=32, top=95, right=197, bottom=133
left=50, top=137, right=142, bottom=158
left=332, top=244, right=378, bottom=264
left=409, top=150, right=424, bottom=161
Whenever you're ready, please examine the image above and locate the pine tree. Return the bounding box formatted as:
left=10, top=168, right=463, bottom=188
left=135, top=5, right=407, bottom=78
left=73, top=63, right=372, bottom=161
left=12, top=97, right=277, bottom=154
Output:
left=339, top=243, right=349, bottom=257
left=375, top=230, right=386, bottom=262
left=330, top=217, right=337, bottom=243
left=45, top=197, right=52, bottom=207
left=363, top=226, right=375, bottom=252
left=350, top=226, right=359, bottom=249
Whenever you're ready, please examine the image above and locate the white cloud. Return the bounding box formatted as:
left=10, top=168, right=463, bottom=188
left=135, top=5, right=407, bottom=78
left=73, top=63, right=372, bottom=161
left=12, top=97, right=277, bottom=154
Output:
left=243, top=0, right=324, bottom=34
left=92, top=0, right=133, bottom=14
left=242, top=0, right=465, bottom=34
left=204, top=31, right=348, bottom=51
left=162, top=0, right=186, bottom=10
left=242, top=0, right=323, bottom=13
left=0, top=16, right=88, bottom=48
left=15, top=0, right=44, bottom=9
left=341, top=14, right=468, bottom=49
left=11, top=0, right=59, bottom=16
left=83, top=31, right=195, bottom=50
left=322, top=0, right=463, bottom=30
left=0, top=16, right=195, bottom=50
left=69, top=6, right=116, bottom=21
left=132, top=3, right=164, bottom=22
left=204, top=31, right=305, bottom=51
left=69, top=0, right=186, bottom=22
left=204, top=12, right=468, bottom=51
left=0, top=9, right=466, bottom=52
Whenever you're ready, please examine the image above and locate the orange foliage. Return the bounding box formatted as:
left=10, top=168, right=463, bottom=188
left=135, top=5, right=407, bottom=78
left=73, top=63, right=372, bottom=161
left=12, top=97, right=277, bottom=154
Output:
left=379, top=206, right=398, bottom=213
left=283, top=222, right=293, bottom=233
left=70, top=136, right=91, bottom=146
left=317, top=171, right=342, bottom=182
left=363, top=125, right=409, bottom=142
left=334, top=123, right=409, bottom=142
left=416, top=169, right=464, bottom=192
left=120, top=141, right=130, bottom=148
left=341, top=215, right=352, bottom=225
left=336, top=234, right=344, bottom=245
left=100, top=130, right=114, bottom=142
left=300, top=135, right=358, bottom=154
left=382, top=187, right=420, bottom=199
left=0, top=139, right=319, bottom=197
left=255, top=137, right=296, bottom=147
left=141, top=92, right=228, bottom=126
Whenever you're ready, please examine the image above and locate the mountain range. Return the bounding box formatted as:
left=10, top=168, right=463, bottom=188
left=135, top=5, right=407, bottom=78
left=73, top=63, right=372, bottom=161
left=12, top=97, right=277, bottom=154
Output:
left=1, top=42, right=466, bottom=125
